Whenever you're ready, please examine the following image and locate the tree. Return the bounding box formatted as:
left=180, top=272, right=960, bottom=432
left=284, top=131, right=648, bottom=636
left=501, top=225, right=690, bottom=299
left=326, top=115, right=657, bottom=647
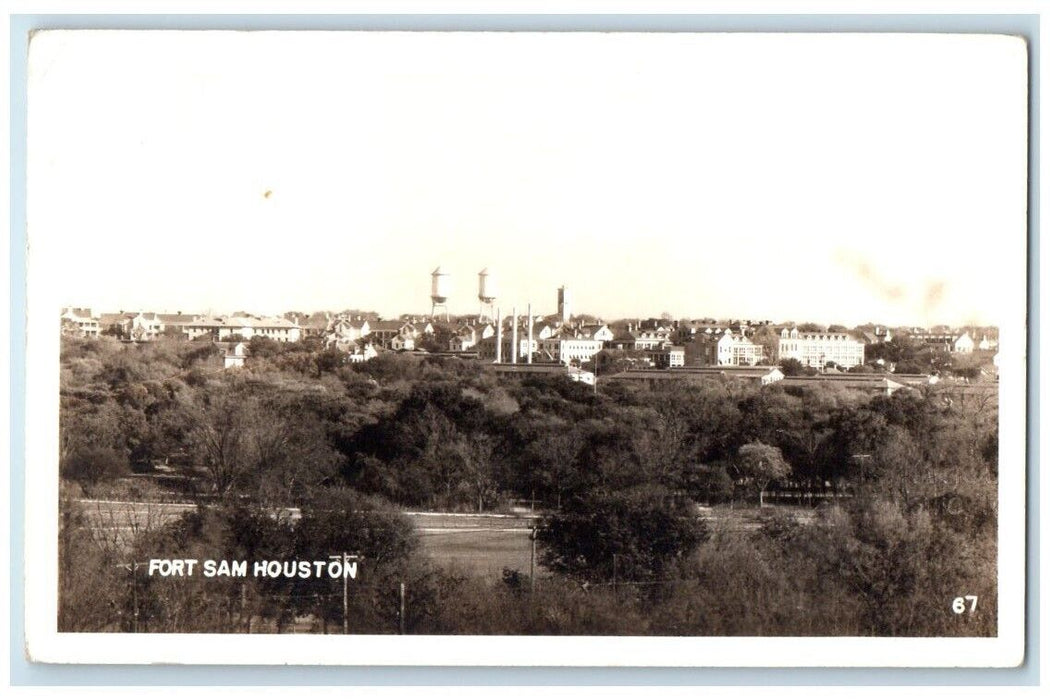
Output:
left=182, top=387, right=343, bottom=499
left=539, top=487, right=707, bottom=584
left=735, top=442, right=792, bottom=507
left=680, top=462, right=735, bottom=505
left=60, top=446, right=130, bottom=485
left=749, top=325, right=781, bottom=365
left=779, top=358, right=807, bottom=376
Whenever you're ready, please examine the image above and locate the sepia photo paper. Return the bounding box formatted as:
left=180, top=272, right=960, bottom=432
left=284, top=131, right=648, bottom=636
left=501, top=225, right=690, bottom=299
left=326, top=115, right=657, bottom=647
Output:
left=22, top=29, right=1028, bottom=667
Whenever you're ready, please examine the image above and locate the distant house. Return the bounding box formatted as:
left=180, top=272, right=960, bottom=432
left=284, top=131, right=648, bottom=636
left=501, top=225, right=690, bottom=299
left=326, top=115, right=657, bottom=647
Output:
left=576, top=324, right=615, bottom=343
left=388, top=333, right=415, bottom=351
left=646, top=345, right=686, bottom=369
left=449, top=334, right=477, bottom=352
left=953, top=332, right=975, bottom=354
left=684, top=331, right=763, bottom=367
left=127, top=312, right=165, bottom=341
left=157, top=313, right=201, bottom=339
left=224, top=342, right=248, bottom=369
left=369, top=320, right=417, bottom=349
left=60, top=308, right=100, bottom=338
left=296, top=312, right=332, bottom=338
left=326, top=318, right=371, bottom=351
left=909, top=332, right=956, bottom=352
left=448, top=323, right=496, bottom=352
left=348, top=342, right=378, bottom=363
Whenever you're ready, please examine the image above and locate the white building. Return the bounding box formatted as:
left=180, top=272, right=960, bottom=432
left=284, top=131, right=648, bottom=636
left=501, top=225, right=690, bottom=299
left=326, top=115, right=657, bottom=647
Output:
left=539, top=336, right=604, bottom=365
left=954, top=332, right=975, bottom=354
left=60, top=308, right=101, bottom=338
left=716, top=331, right=764, bottom=366
left=778, top=328, right=865, bottom=369
left=224, top=342, right=248, bottom=369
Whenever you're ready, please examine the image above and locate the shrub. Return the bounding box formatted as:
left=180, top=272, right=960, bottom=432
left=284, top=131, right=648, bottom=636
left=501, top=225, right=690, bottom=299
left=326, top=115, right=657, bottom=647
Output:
left=60, top=447, right=130, bottom=485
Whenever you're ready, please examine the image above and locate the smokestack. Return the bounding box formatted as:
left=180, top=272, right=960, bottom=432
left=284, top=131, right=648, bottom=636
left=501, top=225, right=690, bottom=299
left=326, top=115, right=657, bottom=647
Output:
left=527, top=303, right=533, bottom=364
left=495, top=308, right=502, bottom=363
left=511, top=307, right=518, bottom=364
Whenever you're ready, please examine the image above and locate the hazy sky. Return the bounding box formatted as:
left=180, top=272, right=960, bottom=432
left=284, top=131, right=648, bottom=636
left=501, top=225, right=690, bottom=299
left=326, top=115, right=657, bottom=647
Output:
left=28, top=31, right=1027, bottom=327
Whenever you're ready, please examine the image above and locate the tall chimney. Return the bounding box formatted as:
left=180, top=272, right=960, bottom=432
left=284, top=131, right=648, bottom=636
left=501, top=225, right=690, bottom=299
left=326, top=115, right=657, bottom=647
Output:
left=527, top=303, right=533, bottom=364
left=511, top=307, right=518, bottom=364
left=495, top=308, right=502, bottom=363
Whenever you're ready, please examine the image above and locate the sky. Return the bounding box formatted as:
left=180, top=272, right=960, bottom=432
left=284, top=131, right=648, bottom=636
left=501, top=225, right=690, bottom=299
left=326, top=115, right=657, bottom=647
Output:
left=27, top=31, right=1028, bottom=327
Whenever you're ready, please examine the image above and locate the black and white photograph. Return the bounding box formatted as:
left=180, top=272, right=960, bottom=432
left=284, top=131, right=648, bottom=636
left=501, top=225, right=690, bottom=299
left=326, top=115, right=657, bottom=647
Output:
left=21, top=27, right=1028, bottom=667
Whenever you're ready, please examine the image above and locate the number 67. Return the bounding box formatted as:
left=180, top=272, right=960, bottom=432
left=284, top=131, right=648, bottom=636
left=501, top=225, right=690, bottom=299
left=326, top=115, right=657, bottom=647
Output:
left=952, top=595, right=978, bottom=614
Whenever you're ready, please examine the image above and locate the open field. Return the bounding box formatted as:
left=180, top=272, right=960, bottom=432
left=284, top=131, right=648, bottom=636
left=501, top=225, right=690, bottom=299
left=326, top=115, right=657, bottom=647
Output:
left=72, top=498, right=816, bottom=581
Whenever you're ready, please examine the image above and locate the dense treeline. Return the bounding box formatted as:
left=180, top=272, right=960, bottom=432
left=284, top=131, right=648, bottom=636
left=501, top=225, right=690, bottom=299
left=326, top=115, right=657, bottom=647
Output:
left=59, top=336, right=999, bottom=636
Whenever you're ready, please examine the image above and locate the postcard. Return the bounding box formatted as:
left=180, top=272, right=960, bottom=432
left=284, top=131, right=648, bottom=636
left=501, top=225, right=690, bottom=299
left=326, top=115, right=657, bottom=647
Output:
left=22, top=29, right=1028, bottom=667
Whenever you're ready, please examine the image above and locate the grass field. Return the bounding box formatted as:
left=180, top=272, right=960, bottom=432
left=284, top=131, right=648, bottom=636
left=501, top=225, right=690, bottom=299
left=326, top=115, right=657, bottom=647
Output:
left=74, top=498, right=816, bottom=582
left=406, top=512, right=540, bottom=581
left=406, top=506, right=817, bottom=582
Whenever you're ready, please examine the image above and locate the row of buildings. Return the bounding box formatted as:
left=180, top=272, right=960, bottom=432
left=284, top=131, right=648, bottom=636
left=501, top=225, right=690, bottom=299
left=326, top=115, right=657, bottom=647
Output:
left=60, top=308, right=303, bottom=343
left=60, top=306, right=994, bottom=371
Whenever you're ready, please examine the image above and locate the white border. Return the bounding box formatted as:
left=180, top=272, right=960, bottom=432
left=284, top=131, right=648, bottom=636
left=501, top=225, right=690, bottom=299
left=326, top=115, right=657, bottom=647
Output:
left=20, top=25, right=1029, bottom=669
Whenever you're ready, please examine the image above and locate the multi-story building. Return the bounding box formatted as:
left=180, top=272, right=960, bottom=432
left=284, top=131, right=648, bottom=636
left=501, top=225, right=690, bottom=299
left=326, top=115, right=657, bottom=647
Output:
left=538, top=336, right=604, bottom=365
left=219, top=315, right=302, bottom=343
left=646, top=346, right=686, bottom=368
left=778, top=327, right=865, bottom=369
left=368, top=320, right=417, bottom=349
left=60, top=308, right=101, bottom=338
left=326, top=318, right=371, bottom=351
left=684, top=330, right=764, bottom=367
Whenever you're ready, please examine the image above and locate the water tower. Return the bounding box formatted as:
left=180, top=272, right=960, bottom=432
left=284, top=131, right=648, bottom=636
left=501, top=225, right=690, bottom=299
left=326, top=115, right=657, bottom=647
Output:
left=431, top=266, right=451, bottom=322
left=478, top=268, right=497, bottom=322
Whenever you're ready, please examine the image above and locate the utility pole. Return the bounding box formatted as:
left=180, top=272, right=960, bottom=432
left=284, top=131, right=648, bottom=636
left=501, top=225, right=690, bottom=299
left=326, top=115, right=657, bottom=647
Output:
left=132, top=563, right=139, bottom=633
left=120, top=561, right=145, bottom=633
left=529, top=526, right=538, bottom=593
left=342, top=552, right=349, bottom=634
left=399, top=582, right=406, bottom=635
left=331, top=552, right=360, bottom=635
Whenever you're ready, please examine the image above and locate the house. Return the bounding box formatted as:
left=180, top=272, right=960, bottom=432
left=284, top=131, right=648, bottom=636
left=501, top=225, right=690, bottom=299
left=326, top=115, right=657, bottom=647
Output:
left=978, top=335, right=998, bottom=351
left=127, top=312, right=165, bottom=341
left=447, top=323, right=496, bottom=351
left=909, top=332, right=956, bottom=351
left=684, top=331, right=763, bottom=367
left=60, top=308, right=101, bottom=338
left=326, top=318, right=371, bottom=351
left=98, top=312, right=134, bottom=336
left=388, top=333, right=415, bottom=351
left=224, top=342, right=248, bottom=369
left=449, top=334, right=477, bottom=352
left=294, top=311, right=332, bottom=338
left=348, top=342, right=379, bottom=363
left=576, top=323, right=615, bottom=343
left=953, top=332, right=975, bottom=354
left=368, top=320, right=417, bottom=348
left=156, top=313, right=201, bottom=339
left=645, top=346, right=686, bottom=369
